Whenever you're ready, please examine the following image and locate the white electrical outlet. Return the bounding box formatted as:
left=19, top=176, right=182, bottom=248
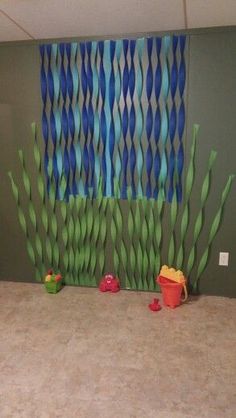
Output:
left=219, top=252, right=229, bottom=266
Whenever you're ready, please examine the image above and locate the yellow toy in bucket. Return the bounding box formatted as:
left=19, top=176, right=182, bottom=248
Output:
left=157, top=265, right=188, bottom=308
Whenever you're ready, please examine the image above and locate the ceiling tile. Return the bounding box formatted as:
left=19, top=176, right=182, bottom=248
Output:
left=0, top=0, right=185, bottom=41
left=0, top=10, right=31, bottom=42
left=187, top=0, right=236, bottom=28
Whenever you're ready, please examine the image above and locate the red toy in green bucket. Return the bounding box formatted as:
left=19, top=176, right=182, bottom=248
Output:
left=44, top=269, right=63, bottom=294
left=157, top=265, right=188, bottom=308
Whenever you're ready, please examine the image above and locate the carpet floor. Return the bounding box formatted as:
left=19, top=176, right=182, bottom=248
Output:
left=0, top=282, right=235, bottom=418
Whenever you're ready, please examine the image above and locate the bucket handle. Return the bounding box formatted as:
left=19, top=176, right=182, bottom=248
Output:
left=181, top=283, right=188, bottom=302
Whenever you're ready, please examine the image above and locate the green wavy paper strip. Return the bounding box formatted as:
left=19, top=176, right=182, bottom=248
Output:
left=112, top=179, right=122, bottom=280
left=60, top=198, right=69, bottom=276
left=186, top=150, right=217, bottom=277
left=8, top=172, right=41, bottom=281
left=148, top=199, right=156, bottom=290
left=154, top=195, right=164, bottom=284
left=115, top=196, right=130, bottom=288
left=112, top=184, right=126, bottom=286
left=194, top=174, right=235, bottom=291
left=47, top=160, right=60, bottom=271
left=32, top=123, right=53, bottom=268
left=99, top=197, right=108, bottom=276
left=127, top=187, right=136, bottom=289
left=135, top=200, right=143, bottom=290
left=91, top=197, right=101, bottom=284
left=141, top=198, right=149, bottom=291
left=85, top=195, right=96, bottom=285
left=18, top=150, right=44, bottom=274
left=31, top=123, right=52, bottom=260
left=109, top=195, right=118, bottom=273
left=95, top=179, right=108, bottom=280
left=58, top=174, right=69, bottom=280
left=168, top=188, right=178, bottom=267
left=33, top=129, right=47, bottom=213
left=176, top=124, right=198, bottom=269
left=73, top=196, right=82, bottom=284
left=78, top=197, right=87, bottom=284
left=67, top=195, right=75, bottom=284
left=75, top=199, right=82, bottom=282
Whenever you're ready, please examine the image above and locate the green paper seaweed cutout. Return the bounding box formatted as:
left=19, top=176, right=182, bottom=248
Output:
left=8, top=123, right=234, bottom=293
left=176, top=124, right=198, bottom=269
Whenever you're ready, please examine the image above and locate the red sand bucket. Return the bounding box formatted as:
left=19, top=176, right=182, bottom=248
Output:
left=157, top=275, right=187, bottom=308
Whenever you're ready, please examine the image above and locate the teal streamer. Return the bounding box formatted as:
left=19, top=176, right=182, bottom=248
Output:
left=104, top=40, right=112, bottom=196
left=91, top=41, right=100, bottom=193
left=159, top=36, right=171, bottom=199
left=51, top=44, right=63, bottom=197
left=72, top=43, right=80, bottom=179
left=72, top=45, right=84, bottom=197
left=114, top=40, right=122, bottom=191
left=74, top=100, right=84, bottom=195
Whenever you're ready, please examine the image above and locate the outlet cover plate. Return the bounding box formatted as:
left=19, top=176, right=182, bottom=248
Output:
left=219, top=252, right=229, bottom=266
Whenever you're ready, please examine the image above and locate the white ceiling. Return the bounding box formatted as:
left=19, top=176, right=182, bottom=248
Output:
left=0, top=0, right=236, bottom=42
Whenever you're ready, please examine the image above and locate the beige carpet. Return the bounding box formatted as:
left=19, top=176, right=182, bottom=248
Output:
left=0, top=282, right=235, bottom=418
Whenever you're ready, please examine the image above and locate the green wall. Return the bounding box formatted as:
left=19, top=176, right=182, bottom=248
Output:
left=186, top=30, right=236, bottom=296
left=0, top=29, right=235, bottom=296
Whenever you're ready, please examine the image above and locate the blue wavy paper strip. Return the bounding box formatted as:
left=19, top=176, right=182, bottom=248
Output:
left=39, top=45, right=50, bottom=192
left=168, top=36, right=178, bottom=202
left=121, top=39, right=129, bottom=199
left=71, top=42, right=84, bottom=197
left=103, top=40, right=113, bottom=197
left=39, top=35, right=186, bottom=202
left=80, top=42, right=89, bottom=196
left=52, top=44, right=63, bottom=199
left=129, top=40, right=136, bottom=199
left=177, top=35, right=186, bottom=202
left=136, top=38, right=144, bottom=198
left=145, top=38, right=154, bottom=199
left=59, top=43, right=70, bottom=199
left=153, top=37, right=162, bottom=198
left=47, top=44, right=60, bottom=197
left=159, top=35, right=171, bottom=199
left=86, top=42, right=95, bottom=194
left=91, top=41, right=100, bottom=195
left=99, top=41, right=107, bottom=195
left=114, top=40, right=122, bottom=196
left=66, top=43, right=78, bottom=196
left=108, top=40, right=116, bottom=197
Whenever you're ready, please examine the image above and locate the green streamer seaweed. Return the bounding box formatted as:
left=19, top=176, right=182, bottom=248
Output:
left=176, top=124, right=198, bottom=269
left=194, top=174, right=235, bottom=291
left=8, top=123, right=234, bottom=294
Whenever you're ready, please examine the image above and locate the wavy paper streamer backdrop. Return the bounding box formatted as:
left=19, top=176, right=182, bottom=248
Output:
left=39, top=35, right=187, bottom=202
left=9, top=123, right=234, bottom=292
